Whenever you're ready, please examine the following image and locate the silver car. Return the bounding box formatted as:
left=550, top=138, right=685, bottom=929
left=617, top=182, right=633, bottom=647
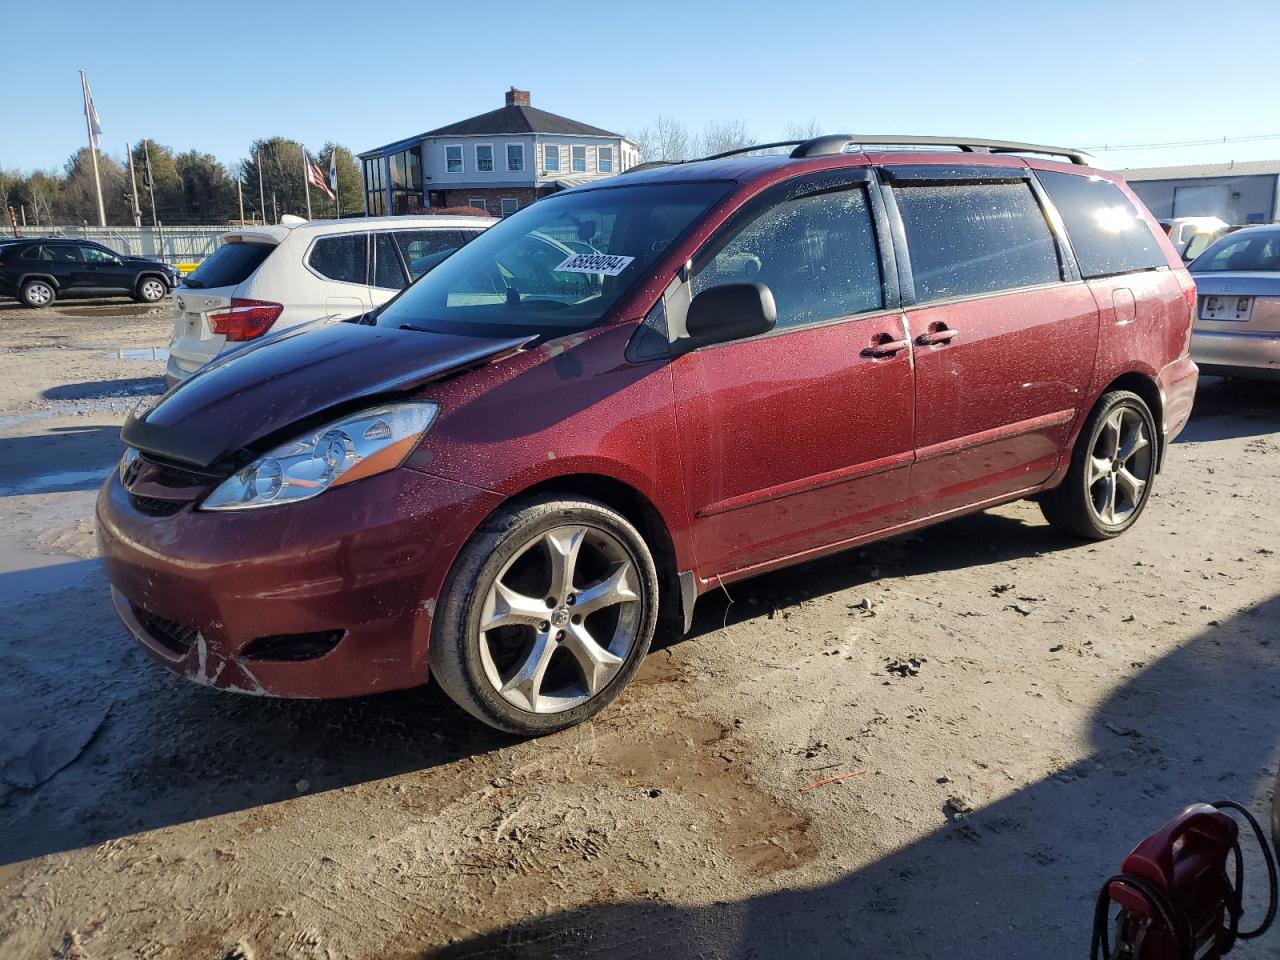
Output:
left=1189, top=225, right=1280, bottom=380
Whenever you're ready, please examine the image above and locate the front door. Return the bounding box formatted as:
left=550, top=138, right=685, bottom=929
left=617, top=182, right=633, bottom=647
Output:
left=79, top=244, right=133, bottom=293
left=672, top=174, right=916, bottom=579
left=883, top=166, right=1099, bottom=517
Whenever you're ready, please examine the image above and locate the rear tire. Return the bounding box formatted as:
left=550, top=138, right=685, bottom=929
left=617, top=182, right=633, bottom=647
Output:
left=1040, top=390, right=1158, bottom=540
left=430, top=495, right=659, bottom=735
left=19, top=279, right=55, bottom=308
left=135, top=277, right=167, bottom=303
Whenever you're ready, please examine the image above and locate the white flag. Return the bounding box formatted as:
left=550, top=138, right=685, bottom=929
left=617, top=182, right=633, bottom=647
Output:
left=328, top=150, right=338, bottom=192
left=81, top=72, right=102, bottom=147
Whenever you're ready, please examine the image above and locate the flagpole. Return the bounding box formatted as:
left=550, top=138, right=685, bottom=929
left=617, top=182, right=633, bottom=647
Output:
left=237, top=170, right=245, bottom=225
left=126, top=142, right=142, bottom=227
left=302, top=148, right=313, bottom=220
left=79, top=70, right=107, bottom=227
left=257, top=147, right=267, bottom=225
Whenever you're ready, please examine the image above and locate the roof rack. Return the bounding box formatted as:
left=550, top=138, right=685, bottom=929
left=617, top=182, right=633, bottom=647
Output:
left=789, top=134, right=1094, bottom=165
left=619, top=134, right=1094, bottom=175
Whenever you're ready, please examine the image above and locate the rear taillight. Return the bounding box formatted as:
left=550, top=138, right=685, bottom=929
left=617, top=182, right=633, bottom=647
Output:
left=1175, top=270, right=1197, bottom=354
left=208, top=298, right=283, bottom=342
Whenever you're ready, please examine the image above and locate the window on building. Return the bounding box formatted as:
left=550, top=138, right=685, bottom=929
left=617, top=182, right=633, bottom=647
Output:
left=500, top=198, right=519, bottom=218
left=445, top=145, right=463, bottom=174
left=693, top=185, right=883, bottom=331
left=506, top=144, right=525, bottom=173
left=571, top=145, right=586, bottom=173
left=892, top=180, right=1061, bottom=303
left=387, top=147, right=425, bottom=215
left=363, top=157, right=386, bottom=216
left=308, top=234, right=368, bottom=285
left=475, top=144, right=494, bottom=173
left=598, top=146, right=614, bottom=173
left=468, top=198, right=488, bottom=213
left=1037, top=171, right=1169, bottom=279
left=544, top=144, right=560, bottom=172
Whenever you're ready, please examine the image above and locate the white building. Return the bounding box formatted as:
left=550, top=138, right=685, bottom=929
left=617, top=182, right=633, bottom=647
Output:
left=359, top=88, right=640, bottom=218
left=1123, top=159, right=1280, bottom=226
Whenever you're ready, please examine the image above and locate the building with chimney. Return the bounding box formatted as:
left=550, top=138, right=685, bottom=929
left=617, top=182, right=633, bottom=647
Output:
left=358, top=88, right=640, bottom=218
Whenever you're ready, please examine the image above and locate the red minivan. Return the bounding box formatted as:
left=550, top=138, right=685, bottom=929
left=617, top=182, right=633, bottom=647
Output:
left=97, top=135, right=1198, bottom=733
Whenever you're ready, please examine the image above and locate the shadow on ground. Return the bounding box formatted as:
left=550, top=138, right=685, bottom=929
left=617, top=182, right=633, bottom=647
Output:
left=0, top=425, right=121, bottom=496
left=42, top=377, right=165, bottom=402
left=1177, top=377, right=1280, bottom=443
left=425, top=597, right=1280, bottom=959
left=0, top=504, right=1095, bottom=867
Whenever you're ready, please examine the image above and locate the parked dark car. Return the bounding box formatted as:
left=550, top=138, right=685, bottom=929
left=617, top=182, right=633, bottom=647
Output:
left=0, top=238, right=178, bottom=307
left=98, top=134, right=1198, bottom=735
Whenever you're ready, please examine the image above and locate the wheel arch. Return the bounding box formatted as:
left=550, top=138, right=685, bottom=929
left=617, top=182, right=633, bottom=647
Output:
left=135, top=271, right=171, bottom=291
left=18, top=272, right=59, bottom=290
left=505, top=473, right=687, bottom=633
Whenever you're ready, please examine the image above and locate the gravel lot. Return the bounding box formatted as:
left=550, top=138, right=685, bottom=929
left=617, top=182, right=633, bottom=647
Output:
left=0, top=296, right=1277, bottom=959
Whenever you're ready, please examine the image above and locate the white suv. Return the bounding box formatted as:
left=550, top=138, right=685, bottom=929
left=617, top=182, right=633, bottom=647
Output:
left=166, top=215, right=492, bottom=387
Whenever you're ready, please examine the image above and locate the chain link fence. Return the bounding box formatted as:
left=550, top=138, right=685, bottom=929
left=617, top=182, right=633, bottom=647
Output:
left=8, top=225, right=233, bottom=270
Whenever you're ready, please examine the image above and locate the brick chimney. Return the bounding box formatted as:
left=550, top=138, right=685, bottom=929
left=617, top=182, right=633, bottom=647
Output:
left=505, top=87, right=530, bottom=107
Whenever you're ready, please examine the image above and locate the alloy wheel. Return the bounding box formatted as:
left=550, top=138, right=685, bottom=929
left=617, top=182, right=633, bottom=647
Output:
left=477, top=524, right=642, bottom=714
left=140, top=279, right=165, bottom=301
left=1087, top=405, right=1154, bottom=526
left=26, top=283, right=52, bottom=306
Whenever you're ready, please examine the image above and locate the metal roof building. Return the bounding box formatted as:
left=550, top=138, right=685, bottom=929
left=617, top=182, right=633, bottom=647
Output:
left=1121, top=159, right=1280, bottom=225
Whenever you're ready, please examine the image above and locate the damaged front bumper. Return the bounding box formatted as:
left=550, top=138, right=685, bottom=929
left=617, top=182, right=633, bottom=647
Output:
left=96, top=465, right=503, bottom=698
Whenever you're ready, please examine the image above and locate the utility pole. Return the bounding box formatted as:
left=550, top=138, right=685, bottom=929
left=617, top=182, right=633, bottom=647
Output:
left=126, top=142, right=142, bottom=227
left=257, top=147, right=267, bottom=226
left=237, top=165, right=245, bottom=224
left=142, top=139, right=165, bottom=260
left=271, top=191, right=278, bottom=224
left=302, top=148, right=313, bottom=220
left=79, top=70, right=107, bottom=227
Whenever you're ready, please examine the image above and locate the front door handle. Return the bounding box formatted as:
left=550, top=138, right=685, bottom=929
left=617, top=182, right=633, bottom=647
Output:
left=916, top=325, right=959, bottom=346
left=861, top=336, right=909, bottom=358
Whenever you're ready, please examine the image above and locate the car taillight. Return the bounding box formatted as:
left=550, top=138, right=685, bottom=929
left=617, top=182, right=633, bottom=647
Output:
left=208, top=298, right=283, bottom=341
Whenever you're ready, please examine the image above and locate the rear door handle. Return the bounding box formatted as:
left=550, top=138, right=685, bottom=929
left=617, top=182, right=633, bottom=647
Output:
left=916, top=326, right=959, bottom=346
left=861, top=337, right=909, bottom=358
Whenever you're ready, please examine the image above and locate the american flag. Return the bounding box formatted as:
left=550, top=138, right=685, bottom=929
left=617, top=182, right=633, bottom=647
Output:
left=307, top=155, right=335, bottom=200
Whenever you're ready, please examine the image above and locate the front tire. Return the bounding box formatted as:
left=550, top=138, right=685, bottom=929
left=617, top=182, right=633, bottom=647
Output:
left=1040, top=390, right=1158, bottom=540
left=19, top=279, right=55, bottom=308
left=135, top=277, right=167, bottom=303
left=430, top=496, right=659, bottom=735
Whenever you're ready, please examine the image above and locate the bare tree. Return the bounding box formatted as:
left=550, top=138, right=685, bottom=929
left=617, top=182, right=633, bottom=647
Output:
left=783, top=119, right=826, bottom=142
left=697, top=120, right=753, bottom=157
left=632, top=115, right=694, bottom=163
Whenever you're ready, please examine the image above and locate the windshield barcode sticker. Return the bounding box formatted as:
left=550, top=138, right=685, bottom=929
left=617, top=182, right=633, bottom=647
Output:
left=553, top=253, right=635, bottom=276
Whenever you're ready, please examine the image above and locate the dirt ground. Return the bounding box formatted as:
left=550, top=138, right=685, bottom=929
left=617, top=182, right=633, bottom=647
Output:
left=0, top=296, right=1277, bottom=960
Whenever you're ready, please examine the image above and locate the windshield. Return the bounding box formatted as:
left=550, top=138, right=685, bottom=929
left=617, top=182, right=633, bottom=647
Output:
left=375, top=182, right=730, bottom=335
left=1189, top=229, right=1280, bottom=273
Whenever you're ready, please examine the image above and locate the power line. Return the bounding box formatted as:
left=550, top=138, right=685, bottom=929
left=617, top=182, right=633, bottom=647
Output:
left=1083, top=132, right=1280, bottom=152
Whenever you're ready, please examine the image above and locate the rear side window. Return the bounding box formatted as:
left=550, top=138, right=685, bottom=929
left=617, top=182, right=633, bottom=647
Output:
left=308, top=234, right=368, bottom=285
left=1037, top=171, right=1168, bottom=279
left=394, top=229, right=480, bottom=281
left=29, top=244, right=82, bottom=263
left=372, top=233, right=407, bottom=290
left=186, top=241, right=273, bottom=289
left=692, top=186, right=883, bottom=330
left=893, top=181, right=1060, bottom=303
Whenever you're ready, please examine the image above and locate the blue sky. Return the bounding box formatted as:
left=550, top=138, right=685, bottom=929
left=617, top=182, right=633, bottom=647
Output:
left=1, top=0, right=1277, bottom=174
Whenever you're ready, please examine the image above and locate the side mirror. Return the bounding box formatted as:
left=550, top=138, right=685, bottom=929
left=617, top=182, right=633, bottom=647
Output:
left=681, top=282, right=776, bottom=352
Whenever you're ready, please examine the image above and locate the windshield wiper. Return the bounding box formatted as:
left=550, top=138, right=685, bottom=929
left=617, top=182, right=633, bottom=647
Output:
left=398, top=323, right=436, bottom=333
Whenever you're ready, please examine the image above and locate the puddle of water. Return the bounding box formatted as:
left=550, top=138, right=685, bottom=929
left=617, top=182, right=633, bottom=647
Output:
left=101, top=347, right=170, bottom=362
left=0, top=466, right=113, bottom=497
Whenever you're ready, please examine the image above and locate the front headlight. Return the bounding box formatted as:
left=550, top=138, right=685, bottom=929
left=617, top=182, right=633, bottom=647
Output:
left=202, top=402, right=439, bottom=511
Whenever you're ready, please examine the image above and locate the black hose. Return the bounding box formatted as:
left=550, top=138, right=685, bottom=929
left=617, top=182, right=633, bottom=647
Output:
left=1212, top=799, right=1279, bottom=941
left=1090, top=873, right=1195, bottom=960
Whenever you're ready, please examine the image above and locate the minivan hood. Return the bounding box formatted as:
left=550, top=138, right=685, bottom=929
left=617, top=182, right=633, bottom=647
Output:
left=1189, top=271, right=1280, bottom=295
left=122, top=321, right=533, bottom=469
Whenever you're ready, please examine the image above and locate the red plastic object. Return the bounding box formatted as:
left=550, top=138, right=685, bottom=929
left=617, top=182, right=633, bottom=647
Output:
left=1110, top=803, right=1238, bottom=959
